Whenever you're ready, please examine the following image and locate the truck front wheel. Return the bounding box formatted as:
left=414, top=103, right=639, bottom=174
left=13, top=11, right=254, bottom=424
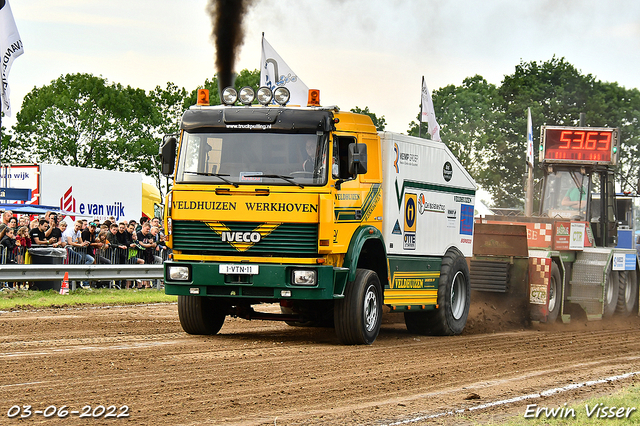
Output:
left=334, top=269, right=382, bottom=345
left=404, top=248, right=470, bottom=336
left=177, top=295, right=226, bottom=335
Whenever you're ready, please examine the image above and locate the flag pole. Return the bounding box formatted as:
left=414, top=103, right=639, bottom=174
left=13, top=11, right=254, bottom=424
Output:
left=418, top=76, right=423, bottom=138
left=524, top=107, right=534, bottom=216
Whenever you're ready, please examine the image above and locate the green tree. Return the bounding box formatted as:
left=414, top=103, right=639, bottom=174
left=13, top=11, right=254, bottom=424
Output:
left=350, top=106, right=386, bottom=131
left=149, top=82, right=188, bottom=196
left=412, top=57, right=640, bottom=207
left=10, top=73, right=161, bottom=176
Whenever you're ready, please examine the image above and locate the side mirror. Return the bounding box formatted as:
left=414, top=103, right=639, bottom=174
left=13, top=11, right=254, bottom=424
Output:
left=160, top=136, right=177, bottom=176
left=348, top=143, right=367, bottom=175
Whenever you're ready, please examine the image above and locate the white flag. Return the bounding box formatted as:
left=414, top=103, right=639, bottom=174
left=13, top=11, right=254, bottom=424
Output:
left=526, top=107, right=534, bottom=166
left=420, top=77, right=441, bottom=142
left=260, top=35, right=309, bottom=107
left=0, top=0, right=23, bottom=117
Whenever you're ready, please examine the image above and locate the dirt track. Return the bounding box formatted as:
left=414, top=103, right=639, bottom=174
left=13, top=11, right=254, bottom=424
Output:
left=1, top=301, right=639, bottom=425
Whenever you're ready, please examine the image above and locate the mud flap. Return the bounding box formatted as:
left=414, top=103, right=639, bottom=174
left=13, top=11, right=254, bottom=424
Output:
left=528, top=256, right=551, bottom=322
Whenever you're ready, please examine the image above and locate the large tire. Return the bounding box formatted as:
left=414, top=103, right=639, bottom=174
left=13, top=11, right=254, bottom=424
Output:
left=546, top=262, right=562, bottom=323
left=404, top=248, right=470, bottom=336
left=334, top=269, right=382, bottom=345
left=603, top=266, right=619, bottom=318
left=177, top=295, right=226, bottom=335
left=616, top=270, right=638, bottom=316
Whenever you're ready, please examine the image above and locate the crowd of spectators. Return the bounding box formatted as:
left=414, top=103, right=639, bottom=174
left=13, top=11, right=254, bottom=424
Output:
left=0, top=209, right=169, bottom=290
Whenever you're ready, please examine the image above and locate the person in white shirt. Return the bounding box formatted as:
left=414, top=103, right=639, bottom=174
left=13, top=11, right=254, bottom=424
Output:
left=63, top=220, right=94, bottom=265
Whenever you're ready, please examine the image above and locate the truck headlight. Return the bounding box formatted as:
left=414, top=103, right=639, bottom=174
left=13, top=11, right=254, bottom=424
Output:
left=239, top=86, right=255, bottom=105
left=221, top=87, right=238, bottom=105
left=273, top=87, right=290, bottom=105
left=168, top=265, right=190, bottom=281
left=292, top=269, right=316, bottom=286
left=257, top=87, right=273, bottom=105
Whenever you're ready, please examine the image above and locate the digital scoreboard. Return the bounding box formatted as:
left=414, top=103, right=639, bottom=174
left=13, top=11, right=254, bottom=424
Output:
left=540, top=126, right=618, bottom=165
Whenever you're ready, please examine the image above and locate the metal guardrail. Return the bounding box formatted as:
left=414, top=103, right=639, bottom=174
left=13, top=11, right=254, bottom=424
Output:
left=0, top=264, right=164, bottom=282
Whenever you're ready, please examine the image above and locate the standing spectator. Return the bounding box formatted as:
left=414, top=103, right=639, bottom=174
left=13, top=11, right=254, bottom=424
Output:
left=0, top=209, right=13, bottom=239
left=15, top=226, right=31, bottom=264
left=115, top=222, right=129, bottom=263
left=149, top=226, right=164, bottom=264
left=45, top=213, right=64, bottom=247
left=137, top=223, right=156, bottom=264
left=136, top=222, right=156, bottom=288
left=81, top=219, right=88, bottom=231
left=1, top=228, right=18, bottom=288
left=1, top=227, right=17, bottom=263
left=136, top=217, right=148, bottom=233
left=7, top=217, right=17, bottom=229
left=1, top=210, right=13, bottom=226
left=18, top=216, right=29, bottom=228
left=127, top=222, right=142, bottom=261
left=150, top=217, right=161, bottom=229
left=63, top=220, right=94, bottom=265
left=84, top=222, right=110, bottom=264
left=29, top=219, right=58, bottom=246
left=29, top=219, right=39, bottom=229
left=81, top=222, right=100, bottom=258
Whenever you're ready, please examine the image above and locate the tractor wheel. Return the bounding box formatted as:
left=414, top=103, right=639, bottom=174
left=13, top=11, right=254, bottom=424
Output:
left=404, top=248, right=470, bottom=336
left=177, top=295, right=226, bottom=335
left=546, top=262, right=562, bottom=323
left=603, top=265, right=620, bottom=318
left=334, top=269, right=382, bottom=345
left=616, top=270, right=638, bottom=316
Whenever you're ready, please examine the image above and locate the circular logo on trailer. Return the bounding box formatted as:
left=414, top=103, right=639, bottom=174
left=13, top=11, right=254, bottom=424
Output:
left=405, top=195, right=416, bottom=230
left=417, top=193, right=426, bottom=214
left=443, top=161, right=453, bottom=182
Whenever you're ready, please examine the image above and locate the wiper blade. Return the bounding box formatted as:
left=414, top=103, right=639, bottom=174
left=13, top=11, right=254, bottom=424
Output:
left=184, top=171, right=239, bottom=188
left=243, top=174, right=304, bottom=188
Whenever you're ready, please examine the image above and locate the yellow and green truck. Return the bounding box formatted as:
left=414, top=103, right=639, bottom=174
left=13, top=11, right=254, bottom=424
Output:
left=160, top=87, right=477, bottom=344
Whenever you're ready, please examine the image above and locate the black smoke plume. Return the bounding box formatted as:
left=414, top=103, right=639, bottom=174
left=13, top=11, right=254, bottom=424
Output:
left=207, top=0, right=255, bottom=92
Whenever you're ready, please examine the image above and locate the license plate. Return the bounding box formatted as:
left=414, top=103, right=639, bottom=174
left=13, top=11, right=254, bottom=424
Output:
left=219, top=264, right=259, bottom=275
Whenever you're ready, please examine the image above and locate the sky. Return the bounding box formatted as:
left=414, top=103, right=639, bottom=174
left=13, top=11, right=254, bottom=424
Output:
left=5, top=0, right=640, bottom=133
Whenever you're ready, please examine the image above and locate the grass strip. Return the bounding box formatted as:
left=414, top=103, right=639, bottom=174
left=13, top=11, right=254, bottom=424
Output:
left=0, top=288, right=177, bottom=310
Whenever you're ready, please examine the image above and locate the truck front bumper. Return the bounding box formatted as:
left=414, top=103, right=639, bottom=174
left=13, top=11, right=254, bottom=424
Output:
left=164, top=261, right=349, bottom=301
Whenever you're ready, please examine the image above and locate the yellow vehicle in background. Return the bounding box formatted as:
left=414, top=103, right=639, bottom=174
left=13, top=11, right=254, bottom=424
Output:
left=141, top=182, right=162, bottom=220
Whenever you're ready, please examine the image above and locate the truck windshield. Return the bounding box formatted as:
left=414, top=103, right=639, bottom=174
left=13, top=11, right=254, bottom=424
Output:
left=175, top=131, right=329, bottom=186
left=541, top=169, right=589, bottom=219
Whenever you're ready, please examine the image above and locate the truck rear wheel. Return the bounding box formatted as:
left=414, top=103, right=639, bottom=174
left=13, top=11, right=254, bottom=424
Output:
left=546, top=262, right=562, bottom=323
left=603, top=266, right=619, bottom=318
left=334, top=269, right=382, bottom=345
left=177, top=295, right=226, bottom=335
left=404, top=248, right=470, bottom=336
left=616, top=270, right=638, bottom=316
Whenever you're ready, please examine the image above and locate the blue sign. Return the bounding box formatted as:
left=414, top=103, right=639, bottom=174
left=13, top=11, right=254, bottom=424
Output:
left=460, top=204, right=474, bottom=236
left=0, top=188, right=32, bottom=201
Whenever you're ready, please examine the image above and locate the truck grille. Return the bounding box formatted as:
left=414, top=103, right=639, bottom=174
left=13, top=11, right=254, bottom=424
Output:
left=172, top=221, right=319, bottom=257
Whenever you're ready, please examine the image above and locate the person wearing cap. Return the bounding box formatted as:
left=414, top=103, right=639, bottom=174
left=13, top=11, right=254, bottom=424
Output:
left=81, top=222, right=105, bottom=262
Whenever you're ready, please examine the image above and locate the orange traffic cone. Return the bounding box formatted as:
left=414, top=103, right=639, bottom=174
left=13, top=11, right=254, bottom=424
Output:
left=60, top=272, right=69, bottom=295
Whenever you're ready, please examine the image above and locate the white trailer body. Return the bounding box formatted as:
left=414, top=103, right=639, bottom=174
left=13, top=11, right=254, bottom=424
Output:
left=2, top=164, right=144, bottom=222
left=379, top=132, right=477, bottom=257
